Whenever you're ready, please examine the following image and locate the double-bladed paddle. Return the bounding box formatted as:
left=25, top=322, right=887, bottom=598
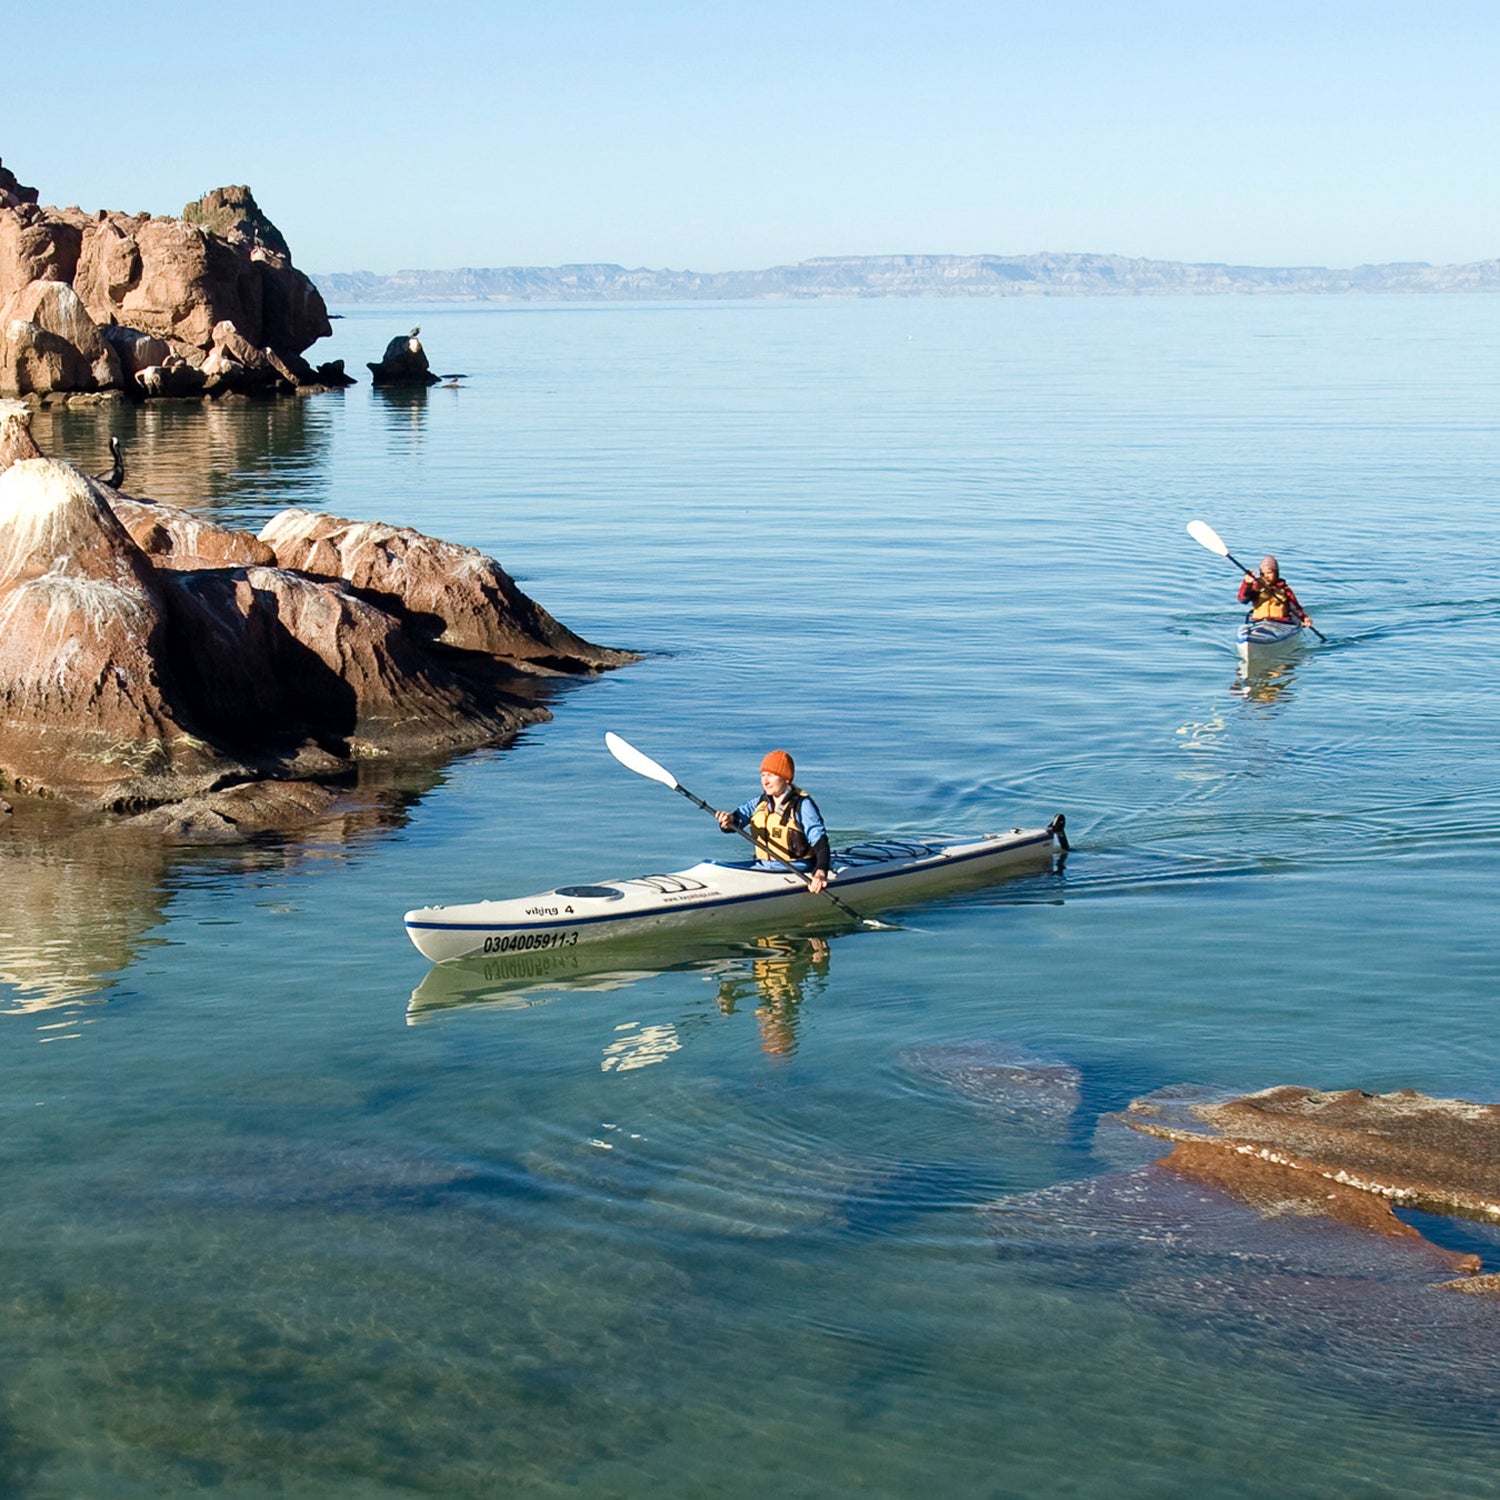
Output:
left=1186, top=520, right=1326, bottom=642
left=603, top=731, right=895, bottom=930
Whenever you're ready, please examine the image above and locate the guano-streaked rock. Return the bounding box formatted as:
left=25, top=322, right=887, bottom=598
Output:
left=0, top=458, right=230, bottom=805
left=259, top=507, right=635, bottom=670
left=0, top=439, right=634, bottom=827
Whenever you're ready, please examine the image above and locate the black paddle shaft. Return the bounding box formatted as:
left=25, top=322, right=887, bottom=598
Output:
left=673, top=784, right=882, bottom=928
left=1226, top=550, right=1327, bottom=642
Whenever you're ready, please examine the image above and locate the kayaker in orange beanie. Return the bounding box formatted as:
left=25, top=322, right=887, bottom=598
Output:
left=716, top=750, right=832, bottom=893
left=1238, top=555, right=1314, bottom=629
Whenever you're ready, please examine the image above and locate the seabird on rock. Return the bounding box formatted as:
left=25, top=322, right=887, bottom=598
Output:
left=93, top=435, right=124, bottom=488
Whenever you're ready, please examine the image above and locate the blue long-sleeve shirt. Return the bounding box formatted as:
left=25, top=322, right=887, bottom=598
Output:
left=729, top=791, right=828, bottom=871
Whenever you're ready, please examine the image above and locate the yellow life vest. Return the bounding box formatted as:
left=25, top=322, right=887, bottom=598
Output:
left=1249, top=582, right=1293, bottom=622
left=748, top=787, right=814, bottom=864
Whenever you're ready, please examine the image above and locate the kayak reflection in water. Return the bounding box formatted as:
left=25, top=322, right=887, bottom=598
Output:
left=717, top=936, right=832, bottom=1057
left=1238, top=555, right=1315, bottom=631
left=715, top=750, right=833, bottom=895
left=1234, top=661, right=1298, bottom=705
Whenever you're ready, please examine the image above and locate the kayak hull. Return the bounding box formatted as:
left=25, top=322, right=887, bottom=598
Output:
left=404, top=826, right=1063, bottom=964
left=1236, top=618, right=1307, bottom=667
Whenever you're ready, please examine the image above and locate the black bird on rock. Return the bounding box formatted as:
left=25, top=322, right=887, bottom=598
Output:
left=92, top=435, right=124, bottom=488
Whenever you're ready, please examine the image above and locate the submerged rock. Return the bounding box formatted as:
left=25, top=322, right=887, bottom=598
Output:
left=1120, top=1084, right=1500, bottom=1233
left=902, top=1042, right=1082, bottom=1137
left=985, top=1162, right=1500, bottom=1417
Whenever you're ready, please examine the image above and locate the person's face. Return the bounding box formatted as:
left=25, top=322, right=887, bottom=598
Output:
left=761, top=771, right=790, bottom=798
left=1259, top=558, right=1280, bottom=582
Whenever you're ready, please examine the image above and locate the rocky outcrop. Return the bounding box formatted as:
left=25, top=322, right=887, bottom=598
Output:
left=259, top=508, right=634, bottom=670
left=0, top=398, right=42, bottom=471
left=0, top=158, right=38, bottom=211
left=0, top=167, right=346, bottom=400
left=0, top=458, right=229, bottom=805
left=1123, top=1085, right=1500, bottom=1226
left=157, top=564, right=521, bottom=762
left=0, top=424, right=633, bottom=825
left=1120, top=1084, right=1500, bottom=1281
left=110, top=494, right=276, bottom=570
left=1, top=278, right=121, bottom=395
left=367, top=330, right=438, bottom=386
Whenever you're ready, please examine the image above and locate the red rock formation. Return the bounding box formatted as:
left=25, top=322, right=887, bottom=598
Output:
left=109, top=495, right=275, bottom=570
left=259, top=508, right=636, bottom=670
left=0, top=279, right=120, bottom=394
left=157, top=564, right=522, bottom=761
left=0, top=458, right=231, bottom=804
left=0, top=166, right=341, bottom=399
left=1128, top=1085, right=1500, bottom=1220
left=0, top=445, right=632, bottom=822
left=0, top=203, right=83, bottom=294
left=0, top=400, right=42, bottom=472
left=1123, top=1084, right=1500, bottom=1278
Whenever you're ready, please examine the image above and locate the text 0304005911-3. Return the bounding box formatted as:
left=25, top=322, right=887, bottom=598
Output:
left=482, top=930, right=580, bottom=955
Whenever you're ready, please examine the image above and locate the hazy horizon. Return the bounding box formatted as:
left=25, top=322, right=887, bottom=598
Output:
left=310, top=247, right=1495, bottom=278
left=8, top=1, right=1500, bottom=276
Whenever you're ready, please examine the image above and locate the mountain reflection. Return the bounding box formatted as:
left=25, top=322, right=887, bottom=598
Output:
left=407, top=931, right=838, bottom=1058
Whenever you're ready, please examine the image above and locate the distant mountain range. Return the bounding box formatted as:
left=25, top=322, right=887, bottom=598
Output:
left=311, top=252, right=1500, bottom=303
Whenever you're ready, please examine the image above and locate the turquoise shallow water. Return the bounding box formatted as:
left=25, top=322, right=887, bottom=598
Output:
left=7, top=295, right=1500, bottom=1496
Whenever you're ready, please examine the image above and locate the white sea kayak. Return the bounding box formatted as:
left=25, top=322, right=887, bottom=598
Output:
left=404, top=820, right=1066, bottom=964
left=1236, top=617, right=1308, bottom=668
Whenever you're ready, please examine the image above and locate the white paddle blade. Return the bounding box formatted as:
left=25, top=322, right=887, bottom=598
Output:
left=1187, top=519, right=1230, bottom=557
left=605, top=731, right=679, bottom=790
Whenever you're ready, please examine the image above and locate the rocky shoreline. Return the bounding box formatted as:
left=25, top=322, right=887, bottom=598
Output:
left=0, top=401, right=633, bottom=838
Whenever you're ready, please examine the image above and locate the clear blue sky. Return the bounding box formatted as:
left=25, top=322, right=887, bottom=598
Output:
left=7, top=1, right=1497, bottom=273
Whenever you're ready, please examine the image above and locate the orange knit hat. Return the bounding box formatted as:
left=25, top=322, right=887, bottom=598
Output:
left=760, top=750, right=795, bottom=780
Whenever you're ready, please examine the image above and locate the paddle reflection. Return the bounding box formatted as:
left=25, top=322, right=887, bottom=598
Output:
left=407, top=930, right=838, bottom=1057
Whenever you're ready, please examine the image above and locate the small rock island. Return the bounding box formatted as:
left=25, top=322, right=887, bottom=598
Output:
left=1, top=157, right=345, bottom=399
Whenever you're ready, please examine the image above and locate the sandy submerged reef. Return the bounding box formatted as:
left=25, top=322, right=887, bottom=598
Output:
left=0, top=400, right=633, bottom=839
left=922, top=1047, right=1500, bottom=1297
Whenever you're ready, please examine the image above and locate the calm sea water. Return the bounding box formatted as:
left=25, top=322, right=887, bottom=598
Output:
left=6, top=295, right=1500, bottom=1497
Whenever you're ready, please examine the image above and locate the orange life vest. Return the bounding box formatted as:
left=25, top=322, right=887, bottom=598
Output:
left=1248, top=582, right=1294, bottom=622
left=748, top=787, right=814, bottom=865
